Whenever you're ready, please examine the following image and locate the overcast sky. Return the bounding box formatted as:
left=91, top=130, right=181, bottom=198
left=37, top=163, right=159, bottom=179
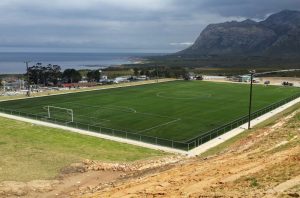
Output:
left=0, top=0, right=299, bottom=53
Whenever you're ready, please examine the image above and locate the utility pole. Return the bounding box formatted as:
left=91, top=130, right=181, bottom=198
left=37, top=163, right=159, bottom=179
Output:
left=156, top=65, right=159, bottom=83
left=246, top=68, right=300, bottom=129
left=3, top=80, right=5, bottom=93
left=25, top=61, right=31, bottom=97
left=248, top=70, right=255, bottom=129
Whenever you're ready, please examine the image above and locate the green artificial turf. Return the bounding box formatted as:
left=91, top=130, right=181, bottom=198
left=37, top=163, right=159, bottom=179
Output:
left=1, top=81, right=299, bottom=142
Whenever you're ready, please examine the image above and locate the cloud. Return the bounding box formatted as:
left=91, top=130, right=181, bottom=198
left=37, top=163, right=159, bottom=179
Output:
left=170, top=42, right=193, bottom=46
left=0, top=0, right=299, bottom=52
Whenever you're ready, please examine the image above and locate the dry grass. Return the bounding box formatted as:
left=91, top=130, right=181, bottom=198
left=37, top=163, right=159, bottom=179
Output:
left=0, top=117, right=165, bottom=182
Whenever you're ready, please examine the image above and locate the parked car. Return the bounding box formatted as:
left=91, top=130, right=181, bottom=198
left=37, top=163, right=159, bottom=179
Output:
left=282, top=81, right=294, bottom=86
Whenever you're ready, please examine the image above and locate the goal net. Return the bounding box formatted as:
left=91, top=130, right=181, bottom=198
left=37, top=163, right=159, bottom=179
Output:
left=44, top=106, right=74, bottom=123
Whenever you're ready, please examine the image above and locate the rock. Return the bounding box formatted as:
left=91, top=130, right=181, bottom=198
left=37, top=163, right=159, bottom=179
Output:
left=288, top=193, right=300, bottom=197
left=178, top=10, right=300, bottom=58
left=27, top=180, right=60, bottom=192
left=0, top=181, right=28, bottom=196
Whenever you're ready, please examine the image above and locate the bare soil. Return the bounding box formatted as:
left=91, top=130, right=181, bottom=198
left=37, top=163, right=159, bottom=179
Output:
left=1, top=109, right=299, bottom=198
left=83, top=109, right=300, bottom=198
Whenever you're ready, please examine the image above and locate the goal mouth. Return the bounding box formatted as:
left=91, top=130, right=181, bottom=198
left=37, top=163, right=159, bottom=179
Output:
left=43, top=105, right=74, bottom=123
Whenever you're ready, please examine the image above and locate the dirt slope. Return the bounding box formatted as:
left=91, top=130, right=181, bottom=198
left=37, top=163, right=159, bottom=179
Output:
left=82, top=109, right=300, bottom=198
left=2, top=108, right=299, bottom=198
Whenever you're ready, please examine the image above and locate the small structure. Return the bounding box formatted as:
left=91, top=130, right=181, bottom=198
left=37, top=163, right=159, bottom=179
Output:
left=101, top=75, right=108, bottom=80
left=137, top=75, right=148, bottom=81
left=62, top=82, right=98, bottom=88
left=239, top=75, right=251, bottom=82
left=202, top=75, right=227, bottom=81
left=113, top=76, right=130, bottom=84
left=232, top=75, right=251, bottom=82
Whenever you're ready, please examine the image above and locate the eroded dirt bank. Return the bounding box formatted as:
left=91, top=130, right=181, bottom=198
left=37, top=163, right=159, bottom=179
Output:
left=1, top=109, right=299, bottom=198
left=83, top=109, right=300, bottom=198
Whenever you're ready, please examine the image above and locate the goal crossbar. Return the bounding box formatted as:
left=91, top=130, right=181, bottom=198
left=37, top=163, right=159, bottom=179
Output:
left=44, top=105, right=74, bottom=122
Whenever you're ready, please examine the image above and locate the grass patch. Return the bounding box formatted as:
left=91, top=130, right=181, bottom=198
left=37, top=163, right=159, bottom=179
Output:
left=253, top=102, right=300, bottom=129
left=0, top=117, right=165, bottom=182
left=200, top=129, right=254, bottom=158
left=247, top=177, right=260, bottom=187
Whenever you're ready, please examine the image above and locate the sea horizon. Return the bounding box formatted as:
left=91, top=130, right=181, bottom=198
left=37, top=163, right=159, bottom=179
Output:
left=0, top=52, right=166, bottom=74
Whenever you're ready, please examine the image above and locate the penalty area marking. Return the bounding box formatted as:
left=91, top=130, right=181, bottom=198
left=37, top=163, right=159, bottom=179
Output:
left=156, top=91, right=212, bottom=100
left=138, top=118, right=181, bottom=133
left=0, top=112, right=187, bottom=155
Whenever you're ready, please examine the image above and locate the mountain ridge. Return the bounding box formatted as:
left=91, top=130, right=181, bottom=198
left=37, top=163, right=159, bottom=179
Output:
left=178, top=10, right=300, bottom=58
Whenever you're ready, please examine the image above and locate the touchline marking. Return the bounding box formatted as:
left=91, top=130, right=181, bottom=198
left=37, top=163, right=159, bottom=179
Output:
left=156, top=91, right=212, bottom=100
left=138, top=118, right=181, bottom=133
left=71, top=103, right=138, bottom=114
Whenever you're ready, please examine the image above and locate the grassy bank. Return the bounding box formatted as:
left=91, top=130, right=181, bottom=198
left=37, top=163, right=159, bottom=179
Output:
left=201, top=102, right=300, bottom=157
left=0, top=117, right=165, bottom=182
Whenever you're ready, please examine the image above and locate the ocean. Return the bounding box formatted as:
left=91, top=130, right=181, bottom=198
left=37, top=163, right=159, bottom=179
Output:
left=0, top=52, right=161, bottom=74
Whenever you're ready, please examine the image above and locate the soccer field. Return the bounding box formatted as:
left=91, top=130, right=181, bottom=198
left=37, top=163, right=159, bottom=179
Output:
left=0, top=81, right=299, bottom=149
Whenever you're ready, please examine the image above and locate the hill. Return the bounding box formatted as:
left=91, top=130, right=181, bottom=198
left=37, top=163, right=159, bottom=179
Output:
left=179, top=10, right=300, bottom=58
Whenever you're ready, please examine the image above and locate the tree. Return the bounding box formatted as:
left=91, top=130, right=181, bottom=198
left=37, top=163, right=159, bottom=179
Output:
left=87, top=70, right=101, bottom=82
left=26, top=63, right=62, bottom=86
left=133, top=68, right=139, bottom=76
left=48, top=65, right=62, bottom=85
left=140, top=70, right=145, bottom=75
left=145, top=70, right=150, bottom=77
left=62, top=69, right=82, bottom=83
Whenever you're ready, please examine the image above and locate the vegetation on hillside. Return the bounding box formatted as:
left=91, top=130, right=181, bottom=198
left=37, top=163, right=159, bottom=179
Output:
left=0, top=117, right=165, bottom=182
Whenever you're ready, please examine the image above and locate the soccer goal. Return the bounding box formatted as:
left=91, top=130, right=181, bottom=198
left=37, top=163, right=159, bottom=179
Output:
left=44, top=106, right=74, bottom=123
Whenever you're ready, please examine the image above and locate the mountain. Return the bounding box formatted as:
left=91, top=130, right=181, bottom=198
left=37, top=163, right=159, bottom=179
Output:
left=178, top=10, right=300, bottom=58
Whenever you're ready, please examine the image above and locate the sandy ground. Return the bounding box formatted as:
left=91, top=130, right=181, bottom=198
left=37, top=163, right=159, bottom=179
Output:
left=0, top=156, right=183, bottom=198
left=81, top=109, right=299, bottom=198
left=205, top=77, right=300, bottom=87
left=259, top=77, right=300, bottom=86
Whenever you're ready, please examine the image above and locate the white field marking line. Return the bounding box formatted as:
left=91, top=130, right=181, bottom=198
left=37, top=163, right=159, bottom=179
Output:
left=61, top=101, right=178, bottom=120
left=95, top=105, right=137, bottom=113
left=156, top=91, right=212, bottom=100
left=0, top=79, right=177, bottom=103
left=79, top=107, right=180, bottom=133
left=65, top=121, right=73, bottom=124
left=138, top=118, right=181, bottom=133
left=64, top=102, right=138, bottom=114
left=41, top=102, right=179, bottom=132
left=0, top=112, right=187, bottom=155
left=72, top=113, right=111, bottom=124
left=82, top=117, right=111, bottom=125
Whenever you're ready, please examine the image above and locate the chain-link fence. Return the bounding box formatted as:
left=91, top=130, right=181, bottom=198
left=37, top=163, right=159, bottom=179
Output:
left=184, top=92, right=300, bottom=149
left=0, top=92, right=299, bottom=151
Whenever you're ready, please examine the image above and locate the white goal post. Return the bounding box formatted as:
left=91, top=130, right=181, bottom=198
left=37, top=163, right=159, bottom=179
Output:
left=44, top=106, right=74, bottom=122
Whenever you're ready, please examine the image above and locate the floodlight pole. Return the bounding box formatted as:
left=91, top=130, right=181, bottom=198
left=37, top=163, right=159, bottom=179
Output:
left=248, top=70, right=255, bottom=129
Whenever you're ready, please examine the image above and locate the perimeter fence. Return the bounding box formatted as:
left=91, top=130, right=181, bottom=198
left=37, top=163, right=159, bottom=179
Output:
left=0, top=92, right=299, bottom=151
